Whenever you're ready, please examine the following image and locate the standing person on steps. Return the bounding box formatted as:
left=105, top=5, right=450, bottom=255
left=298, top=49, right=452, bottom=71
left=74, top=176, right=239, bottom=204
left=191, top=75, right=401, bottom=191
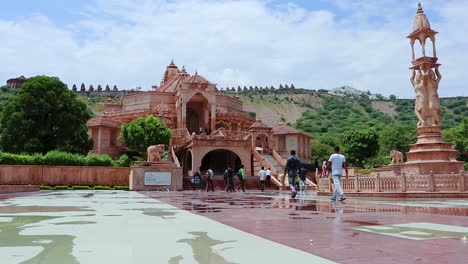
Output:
left=284, top=150, right=300, bottom=198
left=327, top=146, right=348, bottom=201
left=258, top=166, right=267, bottom=191
left=265, top=168, right=272, bottom=187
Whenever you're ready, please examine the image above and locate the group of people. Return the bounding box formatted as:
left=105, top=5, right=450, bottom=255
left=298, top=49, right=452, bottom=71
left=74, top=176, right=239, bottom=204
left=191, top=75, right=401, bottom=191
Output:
left=192, top=164, right=274, bottom=193
left=192, top=145, right=349, bottom=202
left=285, top=147, right=348, bottom=201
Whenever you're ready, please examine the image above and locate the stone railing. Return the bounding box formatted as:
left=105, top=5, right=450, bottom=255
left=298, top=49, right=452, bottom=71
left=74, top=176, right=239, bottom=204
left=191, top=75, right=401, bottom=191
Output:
left=170, top=146, right=181, bottom=168
left=272, top=149, right=286, bottom=167
left=252, top=148, right=283, bottom=187
left=317, top=170, right=467, bottom=193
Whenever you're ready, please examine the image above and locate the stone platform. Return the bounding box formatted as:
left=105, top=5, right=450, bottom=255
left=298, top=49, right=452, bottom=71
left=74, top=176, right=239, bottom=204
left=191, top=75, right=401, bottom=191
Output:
left=129, top=162, right=183, bottom=191
left=404, top=126, right=464, bottom=175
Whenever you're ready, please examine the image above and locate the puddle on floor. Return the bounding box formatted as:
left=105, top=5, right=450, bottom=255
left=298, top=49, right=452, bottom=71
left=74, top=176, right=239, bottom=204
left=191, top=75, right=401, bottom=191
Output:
left=0, top=205, right=93, bottom=214
left=355, top=224, right=468, bottom=240
left=344, top=220, right=380, bottom=226
left=126, top=208, right=178, bottom=219
left=0, top=215, right=78, bottom=264
left=54, top=221, right=96, bottom=225
left=168, top=255, right=184, bottom=264
left=177, top=231, right=237, bottom=264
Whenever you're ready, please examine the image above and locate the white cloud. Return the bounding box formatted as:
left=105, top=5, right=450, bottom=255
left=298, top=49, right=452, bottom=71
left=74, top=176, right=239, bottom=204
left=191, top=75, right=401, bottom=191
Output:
left=1, top=0, right=467, bottom=97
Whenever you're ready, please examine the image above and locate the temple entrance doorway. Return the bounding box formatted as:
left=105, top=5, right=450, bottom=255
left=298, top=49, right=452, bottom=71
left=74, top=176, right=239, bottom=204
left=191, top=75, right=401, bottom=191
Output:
left=186, top=109, right=199, bottom=134
left=200, top=149, right=241, bottom=175
left=186, top=93, right=209, bottom=134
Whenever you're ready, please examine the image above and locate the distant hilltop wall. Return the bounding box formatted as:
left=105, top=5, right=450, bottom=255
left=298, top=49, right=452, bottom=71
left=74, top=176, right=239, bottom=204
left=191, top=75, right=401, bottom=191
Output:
left=221, top=84, right=296, bottom=92
left=70, top=83, right=128, bottom=97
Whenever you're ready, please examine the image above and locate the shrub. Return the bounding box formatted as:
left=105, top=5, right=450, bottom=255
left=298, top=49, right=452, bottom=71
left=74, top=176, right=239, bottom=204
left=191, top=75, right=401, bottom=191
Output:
left=39, top=185, right=55, bottom=190
left=93, top=185, right=112, bottom=190
left=357, top=168, right=375, bottom=174
left=85, top=154, right=113, bottom=166
left=43, top=150, right=85, bottom=166
left=71, top=185, right=91, bottom=190
left=0, top=152, right=29, bottom=165
left=55, top=185, right=71, bottom=190
left=30, top=153, right=45, bottom=165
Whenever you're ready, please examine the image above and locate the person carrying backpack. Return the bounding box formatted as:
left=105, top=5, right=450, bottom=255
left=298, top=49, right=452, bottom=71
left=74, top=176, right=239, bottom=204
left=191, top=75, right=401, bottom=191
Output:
left=225, top=166, right=235, bottom=192
left=192, top=169, right=202, bottom=190
left=284, top=150, right=300, bottom=198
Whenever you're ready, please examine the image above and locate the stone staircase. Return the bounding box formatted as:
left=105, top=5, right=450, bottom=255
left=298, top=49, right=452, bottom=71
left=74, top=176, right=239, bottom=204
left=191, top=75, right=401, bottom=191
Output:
left=262, top=154, right=285, bottom=175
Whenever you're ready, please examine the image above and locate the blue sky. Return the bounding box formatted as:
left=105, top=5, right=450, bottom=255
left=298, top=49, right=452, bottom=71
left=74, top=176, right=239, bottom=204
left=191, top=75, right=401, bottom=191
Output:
left=1, top=0, right=467, bottom=97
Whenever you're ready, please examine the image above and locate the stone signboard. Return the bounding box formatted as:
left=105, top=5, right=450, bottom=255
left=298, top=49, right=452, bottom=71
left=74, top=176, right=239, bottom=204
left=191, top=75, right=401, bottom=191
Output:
left=144, top=172, right=172, bottom=186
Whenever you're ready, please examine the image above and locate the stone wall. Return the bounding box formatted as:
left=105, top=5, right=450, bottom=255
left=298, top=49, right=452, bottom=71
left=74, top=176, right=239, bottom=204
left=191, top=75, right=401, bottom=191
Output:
left=0, top=165, right=129, bottom=186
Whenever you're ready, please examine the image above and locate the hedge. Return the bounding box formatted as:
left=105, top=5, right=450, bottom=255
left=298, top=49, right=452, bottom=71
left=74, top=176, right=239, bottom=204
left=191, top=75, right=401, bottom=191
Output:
left=0, top=151, right=130, bottom=167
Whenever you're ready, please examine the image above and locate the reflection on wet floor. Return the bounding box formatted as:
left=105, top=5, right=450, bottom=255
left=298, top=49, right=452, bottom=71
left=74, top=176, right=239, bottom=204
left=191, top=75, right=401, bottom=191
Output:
left=145, top=191, right=468, bottom=218
left=354, top=222, right=468, bottom=240
left=0, top=215, right=78, bottom=264
left=0, top=205, right=93, bottom=214
left=176, top=231, right=237, bottom=264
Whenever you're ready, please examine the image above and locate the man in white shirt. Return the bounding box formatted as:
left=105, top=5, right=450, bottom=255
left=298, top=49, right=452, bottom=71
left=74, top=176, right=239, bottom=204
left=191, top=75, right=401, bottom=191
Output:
left=327, top=146, right=348, bottom=201
left=258, top=166, right=267, bottom=192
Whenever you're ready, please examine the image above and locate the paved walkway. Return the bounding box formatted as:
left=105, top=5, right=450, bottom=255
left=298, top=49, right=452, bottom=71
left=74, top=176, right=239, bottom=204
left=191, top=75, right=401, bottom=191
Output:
left=1, top=190, right=467, bottom=263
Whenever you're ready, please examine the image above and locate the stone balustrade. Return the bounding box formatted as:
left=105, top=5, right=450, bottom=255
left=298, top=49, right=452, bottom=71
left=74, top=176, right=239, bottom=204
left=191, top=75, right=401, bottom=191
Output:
left=317, top=170, right=467, bottom=194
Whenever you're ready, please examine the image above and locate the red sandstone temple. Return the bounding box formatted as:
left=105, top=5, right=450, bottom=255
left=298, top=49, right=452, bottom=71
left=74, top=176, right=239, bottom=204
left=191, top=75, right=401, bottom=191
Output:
left=87, top=60, right=311, bottom=179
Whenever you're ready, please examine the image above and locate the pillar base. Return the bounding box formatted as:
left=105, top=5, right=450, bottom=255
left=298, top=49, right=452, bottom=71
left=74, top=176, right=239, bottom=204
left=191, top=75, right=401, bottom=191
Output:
left=129, top=162, right=183, bottom=191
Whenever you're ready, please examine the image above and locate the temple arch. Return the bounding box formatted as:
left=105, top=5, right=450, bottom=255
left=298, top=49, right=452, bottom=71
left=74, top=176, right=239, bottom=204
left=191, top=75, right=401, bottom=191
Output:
left=200, top=149, right=241, bottom=175
left=192, top=146, right=252, bottom=176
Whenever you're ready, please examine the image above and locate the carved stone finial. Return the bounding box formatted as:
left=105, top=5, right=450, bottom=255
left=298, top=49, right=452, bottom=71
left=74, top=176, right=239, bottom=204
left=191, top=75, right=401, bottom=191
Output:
left=417, top=2, right=423, bottom=14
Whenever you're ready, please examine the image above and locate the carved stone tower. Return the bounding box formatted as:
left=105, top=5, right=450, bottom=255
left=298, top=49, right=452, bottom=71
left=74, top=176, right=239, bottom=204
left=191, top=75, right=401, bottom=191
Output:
left=403, top=3, right=463, bottom=175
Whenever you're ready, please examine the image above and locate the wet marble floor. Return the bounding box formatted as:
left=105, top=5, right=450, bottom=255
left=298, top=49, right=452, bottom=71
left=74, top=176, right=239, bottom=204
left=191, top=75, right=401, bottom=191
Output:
left=1, top=190, right=468, bottom=263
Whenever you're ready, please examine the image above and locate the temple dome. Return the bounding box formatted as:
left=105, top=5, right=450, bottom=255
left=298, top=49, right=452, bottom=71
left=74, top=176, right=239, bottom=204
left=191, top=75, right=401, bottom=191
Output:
left=183, top=71, right=210, bottom=84
left=249, top=118, right=269, bottom=129
left=412, top=3, right=431, bottom=32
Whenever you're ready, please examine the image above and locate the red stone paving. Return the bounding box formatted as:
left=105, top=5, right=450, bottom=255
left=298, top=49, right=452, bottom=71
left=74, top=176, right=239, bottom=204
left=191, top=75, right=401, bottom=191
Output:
left=141, top=190, right=468, bottom=264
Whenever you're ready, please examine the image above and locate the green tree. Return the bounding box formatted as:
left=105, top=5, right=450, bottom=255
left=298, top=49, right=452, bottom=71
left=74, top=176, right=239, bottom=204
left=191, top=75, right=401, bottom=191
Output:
left=310, top=140, right=332, bottom=161
left=0, top=76, right=93, bottom=154
left=342, top=128, right=379, bottom=167
left=442, top=118, right=468, bottom=162
left=379, top=125, right=416, bottom=158
left=119, top=115, right=171, bottom=156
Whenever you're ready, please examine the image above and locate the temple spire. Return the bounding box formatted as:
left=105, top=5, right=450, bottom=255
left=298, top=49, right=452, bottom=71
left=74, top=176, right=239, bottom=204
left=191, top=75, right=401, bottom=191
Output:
left=417, top=2, right=423, bottom=14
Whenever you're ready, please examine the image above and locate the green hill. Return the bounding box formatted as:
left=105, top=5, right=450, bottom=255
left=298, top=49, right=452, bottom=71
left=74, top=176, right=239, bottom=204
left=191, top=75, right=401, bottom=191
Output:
left=233, top=87, right=467, bottom=166
left=234, top=87, right=467, bottom=135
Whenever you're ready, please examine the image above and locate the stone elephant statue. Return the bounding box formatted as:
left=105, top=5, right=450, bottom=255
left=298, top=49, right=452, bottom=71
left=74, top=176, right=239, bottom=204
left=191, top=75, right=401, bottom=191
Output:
left=147, top=144, right=165, bottom=162
left=390, top=150, right=403, bottom=165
